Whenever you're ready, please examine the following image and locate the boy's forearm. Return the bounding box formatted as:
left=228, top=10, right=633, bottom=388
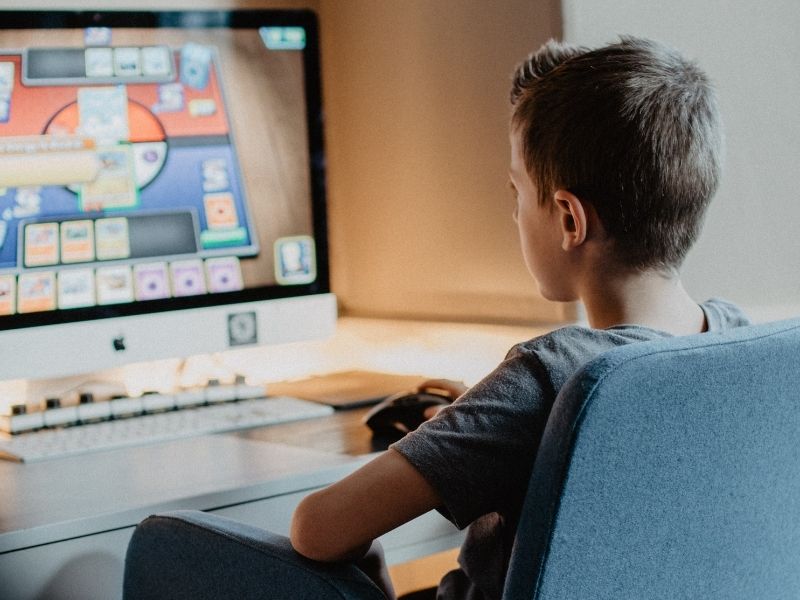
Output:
left=290, top=511, right=396, bottom=598
left=289, top=449, right=441, bottom=563
left=290, top=489, right=360, bottom=562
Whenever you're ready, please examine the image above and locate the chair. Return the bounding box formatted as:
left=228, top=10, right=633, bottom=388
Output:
left=124, top=318, right=800, bottom=599
left=122, top=509, right=385, bottom=600
left=504, top=316, right=800, bottom=599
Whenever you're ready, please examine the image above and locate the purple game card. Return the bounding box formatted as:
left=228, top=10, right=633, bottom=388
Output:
left=170, top=260, right=207, bottom=297
left=206, top=257, right=243, bottom=293
left=134, top=263, right=170, bottom=301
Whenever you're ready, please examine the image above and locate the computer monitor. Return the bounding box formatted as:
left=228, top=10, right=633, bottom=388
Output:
left=0, top=10, right=335, bottom=382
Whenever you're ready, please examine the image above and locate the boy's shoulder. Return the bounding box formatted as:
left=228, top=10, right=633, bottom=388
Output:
left=504, top=298, right=749, bottom=391
left=503, top=322, right=666, bottom=395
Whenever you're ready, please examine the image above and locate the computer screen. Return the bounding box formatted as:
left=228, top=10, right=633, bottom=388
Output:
left=0, top=10, right=335, bottom=382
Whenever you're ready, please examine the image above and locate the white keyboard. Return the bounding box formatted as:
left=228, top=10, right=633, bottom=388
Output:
left=0, top=396, right=333, bottom=463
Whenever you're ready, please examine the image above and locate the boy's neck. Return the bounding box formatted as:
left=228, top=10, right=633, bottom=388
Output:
left=580, top=268, right=706, bottom=334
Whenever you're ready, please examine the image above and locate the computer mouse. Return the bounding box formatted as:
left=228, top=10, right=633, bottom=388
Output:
left=363, top=388, right=454, bottom=439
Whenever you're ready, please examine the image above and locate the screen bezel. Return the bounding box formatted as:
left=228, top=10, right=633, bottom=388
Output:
left=0, top=9, right=330, bottom=332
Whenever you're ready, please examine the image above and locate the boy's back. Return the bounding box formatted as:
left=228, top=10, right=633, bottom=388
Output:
left=290, top=37, right=749, bottom=600
left=392, top=298, right=748, bottom=599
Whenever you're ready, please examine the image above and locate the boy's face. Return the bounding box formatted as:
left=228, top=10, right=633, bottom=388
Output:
left=509, top=130, right=574, bottom=301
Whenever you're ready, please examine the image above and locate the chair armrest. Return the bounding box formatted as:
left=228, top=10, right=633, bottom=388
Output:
left=123, top=509, right=386, bottom=600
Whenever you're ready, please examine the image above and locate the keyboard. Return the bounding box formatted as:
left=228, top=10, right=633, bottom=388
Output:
left=0, top=396, right=333, bottom=463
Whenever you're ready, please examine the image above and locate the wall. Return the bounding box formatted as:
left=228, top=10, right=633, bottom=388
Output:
left=562, top=0, right=800, bottom=321
left=319, top=0, right=569, bottom=324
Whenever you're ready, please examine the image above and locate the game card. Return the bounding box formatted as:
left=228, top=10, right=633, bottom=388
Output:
left=95, top=217, right=131, bottom=260
left=180, top=43, right=212, bottom=90
left=204, top=192, right=238, bottom=230
left=153, top=82, right=183, bottom=113
left=60, top=220, right=95, bottom=263
left=170, top=259, right=207, bottom=297
left=188, top=98, right=216, bottom=117
left=80, top=145, right=138, bottom=211
left=274, top=236, right=316, bottom=285
left=96, top=265, right=134, bottom=305
left=57, top=268, right=96, bottom=309
left=13, top=187, right=41, bottom=220
left=84, top=27, right=111, bottom=47
left=78, top=86, right=129, bottom=144
left=85, top=48, right=113, bottom=78
left=0, top=61, right=13, bottom=93
left=113, top=47, right=141, bottom=77
left=205, top=256, right=243, bottom=293
left=202, top=158, right=229, bottom=192
left=24, top=222, right=59, bottom=267
left=134, top=262, right=170, bottom=301
left=0, top=62, right=13, bottom=124
left=0, top=274, right=15, bottom=315
left=17, top=271, right=56, bottom=313
left=141, top=46, right=172, bottom=77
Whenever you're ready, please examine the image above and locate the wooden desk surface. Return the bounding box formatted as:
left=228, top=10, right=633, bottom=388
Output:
left=235, top=405, right=391, bottom=456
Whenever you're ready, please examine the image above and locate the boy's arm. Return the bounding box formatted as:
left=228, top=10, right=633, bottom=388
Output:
left=290, top=448, right=441, bottom=562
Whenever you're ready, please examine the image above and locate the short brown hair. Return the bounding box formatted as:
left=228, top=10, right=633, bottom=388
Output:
left=510, top=37, right=723, bottom=271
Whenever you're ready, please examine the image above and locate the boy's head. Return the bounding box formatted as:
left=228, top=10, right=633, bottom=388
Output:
left=509, top=37, right=723, bottom=273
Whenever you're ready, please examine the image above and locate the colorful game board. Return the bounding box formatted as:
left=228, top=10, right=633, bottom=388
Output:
left=0, top=44, right=258, bottom=272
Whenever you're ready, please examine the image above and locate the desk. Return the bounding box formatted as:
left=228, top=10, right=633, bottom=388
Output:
left=0, top=318, right=550, bottom=600
left=0, top=409, right=465, bottom=600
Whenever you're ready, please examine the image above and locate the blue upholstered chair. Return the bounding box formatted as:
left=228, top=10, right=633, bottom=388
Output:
left=124, top=317, right=800, bottom=600
left=124, top=510, right=385, bottom=600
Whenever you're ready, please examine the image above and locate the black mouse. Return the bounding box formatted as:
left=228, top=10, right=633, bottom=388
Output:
left=363, top=388, right=453, bottom=438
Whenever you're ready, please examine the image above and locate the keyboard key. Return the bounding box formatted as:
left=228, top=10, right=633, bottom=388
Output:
left=109, top=396, right=143, bottom=418
left=141, top=392, right=175, bottom=413
left=205, top=384, right=238, bottom=404
left=0, top=409, right=44, bottom=433
left=236, top=383, right=266, bottom=400
left=174, top=388, right=205, bottom=408
left=42, top=405, right=79, bottom=427
left=77, top=399, right=111, bottom=423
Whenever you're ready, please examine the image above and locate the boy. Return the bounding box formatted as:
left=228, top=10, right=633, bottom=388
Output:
left=290, top=37, right=750, bottom=600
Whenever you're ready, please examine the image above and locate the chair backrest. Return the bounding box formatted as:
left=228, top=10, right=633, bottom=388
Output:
left=503, top=318, right=800, bottom=600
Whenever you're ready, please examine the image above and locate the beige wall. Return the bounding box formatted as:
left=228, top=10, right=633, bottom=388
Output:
left=2, top=0, right=570, bottom=325
left=319, top=1, right=568, bottom=324
left=563, top=0, right=800, bottom=322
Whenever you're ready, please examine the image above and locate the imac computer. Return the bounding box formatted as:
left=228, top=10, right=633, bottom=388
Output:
left=0, top=10, right=336, bottom=383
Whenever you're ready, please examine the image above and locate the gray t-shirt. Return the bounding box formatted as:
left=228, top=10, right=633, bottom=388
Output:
left=391, top=298, right=750, bottom=600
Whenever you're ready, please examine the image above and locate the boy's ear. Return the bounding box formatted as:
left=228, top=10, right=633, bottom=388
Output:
left=552, top=189, right=588, bottom=251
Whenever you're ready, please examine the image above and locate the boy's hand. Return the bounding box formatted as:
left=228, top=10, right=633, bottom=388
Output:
left=418, top=379, right=468, bottom=420
left=423, top=404, right=448, bottom=420
left=417, top=378, right=468, bottom=399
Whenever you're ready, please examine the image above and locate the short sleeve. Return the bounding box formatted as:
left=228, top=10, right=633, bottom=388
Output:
left=702, top=298, right=751, bottom=331
left=391, top=349, right=554, bottom=529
